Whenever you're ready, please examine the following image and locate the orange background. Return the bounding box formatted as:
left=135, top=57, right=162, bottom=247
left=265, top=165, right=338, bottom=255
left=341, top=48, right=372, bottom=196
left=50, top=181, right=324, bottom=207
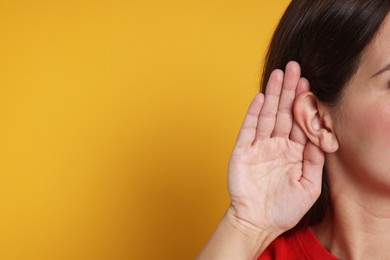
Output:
left=0, top=1, right=289, bottom=259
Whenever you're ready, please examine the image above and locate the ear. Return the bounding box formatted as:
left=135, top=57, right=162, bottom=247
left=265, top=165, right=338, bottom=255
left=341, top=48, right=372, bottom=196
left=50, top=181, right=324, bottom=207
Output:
left=294, top=92, right=339, bottom=153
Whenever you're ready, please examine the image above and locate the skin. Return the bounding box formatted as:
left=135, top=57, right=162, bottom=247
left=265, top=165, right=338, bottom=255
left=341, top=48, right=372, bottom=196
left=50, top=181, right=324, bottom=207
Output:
left=198, top=13, right=390, bottom=260
left=312, top=14, right=390, bottom=260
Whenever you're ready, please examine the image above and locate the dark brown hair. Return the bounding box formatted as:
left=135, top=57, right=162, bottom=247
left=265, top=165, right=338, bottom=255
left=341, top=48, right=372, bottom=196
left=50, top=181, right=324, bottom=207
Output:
left=261, top=0, right=390, bottom=233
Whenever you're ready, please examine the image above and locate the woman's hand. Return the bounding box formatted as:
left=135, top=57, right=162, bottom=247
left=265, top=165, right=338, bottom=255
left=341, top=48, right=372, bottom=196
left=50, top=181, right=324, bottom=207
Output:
left=197, top=61, right=325, bottom=260
left=228, top=61, right=325, bottom=236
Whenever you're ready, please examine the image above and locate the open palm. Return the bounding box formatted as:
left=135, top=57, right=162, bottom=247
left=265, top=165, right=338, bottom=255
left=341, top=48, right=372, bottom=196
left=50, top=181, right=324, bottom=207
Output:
left=228, top=62, right=325, bottom=235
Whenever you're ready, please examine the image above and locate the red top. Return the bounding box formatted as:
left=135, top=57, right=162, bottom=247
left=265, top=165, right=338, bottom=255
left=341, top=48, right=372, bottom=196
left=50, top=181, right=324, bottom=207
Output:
left=258, top=228, right=338, bottom=259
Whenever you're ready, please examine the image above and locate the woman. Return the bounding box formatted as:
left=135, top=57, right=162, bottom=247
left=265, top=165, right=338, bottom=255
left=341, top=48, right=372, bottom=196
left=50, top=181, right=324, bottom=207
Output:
left=197, top=0, right=390, bottom=259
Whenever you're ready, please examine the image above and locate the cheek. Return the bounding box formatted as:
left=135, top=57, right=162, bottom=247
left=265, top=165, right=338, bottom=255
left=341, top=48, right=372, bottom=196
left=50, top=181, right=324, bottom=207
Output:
left=337, top=101, right=390, bottom=181
left=358, top=104, right=390, bottom=147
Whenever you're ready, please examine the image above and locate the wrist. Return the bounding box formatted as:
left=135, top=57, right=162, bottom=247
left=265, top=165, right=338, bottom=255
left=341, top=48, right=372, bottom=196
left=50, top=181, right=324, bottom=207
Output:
left=225, top=206, right=279, bottom=258
left=196, top=206, right=280, bottom=260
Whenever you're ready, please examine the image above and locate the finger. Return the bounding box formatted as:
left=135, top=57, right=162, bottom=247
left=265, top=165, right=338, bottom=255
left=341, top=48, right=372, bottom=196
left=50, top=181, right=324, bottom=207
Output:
left=290, top=77, right=310, bottom=145
left=299, top=141, right=325, bottom=197
left=272, top=61, right=301, bottom=138
left=235, top=93, right=265, bottom=147
left=255, top=69, right=284, bottom=140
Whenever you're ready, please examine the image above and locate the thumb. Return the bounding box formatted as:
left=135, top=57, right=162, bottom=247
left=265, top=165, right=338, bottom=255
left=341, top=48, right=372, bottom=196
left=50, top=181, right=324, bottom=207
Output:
left=300, top=141, right=325, bottom=194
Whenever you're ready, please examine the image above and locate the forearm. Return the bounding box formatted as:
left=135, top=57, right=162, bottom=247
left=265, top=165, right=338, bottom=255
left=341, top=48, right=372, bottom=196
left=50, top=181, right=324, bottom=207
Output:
left=196, top=207, right=278, bottom=260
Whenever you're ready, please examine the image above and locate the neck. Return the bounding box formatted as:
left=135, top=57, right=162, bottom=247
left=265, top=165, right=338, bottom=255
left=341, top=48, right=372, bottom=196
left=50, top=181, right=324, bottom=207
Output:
left=313, top=158, right=390, bottom=260
left=313, top=195, right=390, bottom=260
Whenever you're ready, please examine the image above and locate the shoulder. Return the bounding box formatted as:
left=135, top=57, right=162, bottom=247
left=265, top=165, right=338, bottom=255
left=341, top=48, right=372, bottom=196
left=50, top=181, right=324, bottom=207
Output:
left=258, top=228, right=338, bottom=260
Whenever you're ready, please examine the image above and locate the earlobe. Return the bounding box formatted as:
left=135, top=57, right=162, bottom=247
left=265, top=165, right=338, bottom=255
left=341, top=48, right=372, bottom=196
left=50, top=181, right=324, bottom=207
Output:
left=294, top=92, right=339, bottom=153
